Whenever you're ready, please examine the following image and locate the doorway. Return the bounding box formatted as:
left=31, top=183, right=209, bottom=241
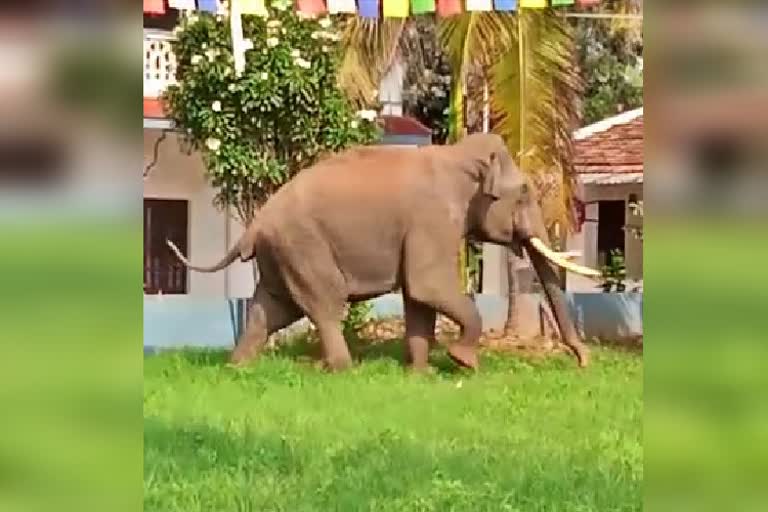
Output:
left=597, top=200, right=626, bottom=267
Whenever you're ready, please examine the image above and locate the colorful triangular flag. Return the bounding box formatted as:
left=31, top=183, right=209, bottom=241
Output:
left=143, top=0, right=166, bottom=14
left=328, top=0, right=356, bottom=13
left=411, top=0, right=435, bottom=14
left=436, top=0, right=461, bottom=17
left=359, top=0, right=379, bottom=18
left=519, top=0, right=547, bottom=7
left=383, top=0, right=409, bottom=17
left=296, top=0, right=327, bottom=15
left=493, top=0, right=517, bottom=10
left=168, top=0, right=195, bottom=9
left=466, top=0, right=492, bottom=11
left=241, top=0, right=269, bottom=15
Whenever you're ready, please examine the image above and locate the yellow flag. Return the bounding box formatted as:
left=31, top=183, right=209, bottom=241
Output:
left=383, top=0, right=410, bottom=17
left=241, top=0, right=268, bottom=15
left=520, top=0, right=547, bottom=7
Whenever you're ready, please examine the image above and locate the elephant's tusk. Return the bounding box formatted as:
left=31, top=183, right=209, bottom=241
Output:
left=527, top=238, right=602, bottom=278
left=556, top=250, right=581, bottom=260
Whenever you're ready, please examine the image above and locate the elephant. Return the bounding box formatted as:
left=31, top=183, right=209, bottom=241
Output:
left=167, top=133, right=600, bottom=371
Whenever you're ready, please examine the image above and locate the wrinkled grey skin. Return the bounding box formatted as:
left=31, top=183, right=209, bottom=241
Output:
left=169, top=133, right=588, bottom=371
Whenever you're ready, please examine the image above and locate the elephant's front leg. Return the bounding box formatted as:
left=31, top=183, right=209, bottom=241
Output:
left=404, top=228, right=483, bottom=370
left=403, top=296, right=436, bottom=371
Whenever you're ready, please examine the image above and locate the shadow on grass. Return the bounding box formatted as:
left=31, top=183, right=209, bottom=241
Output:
left=143, top=417, right=491, bottom=510
left=273, top=334, right=466, bottom=376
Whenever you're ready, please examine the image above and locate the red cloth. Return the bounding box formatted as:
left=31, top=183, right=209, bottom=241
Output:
left=437, top=0, right=461, bottom=17
left=143, top=0, right=166, bottom=14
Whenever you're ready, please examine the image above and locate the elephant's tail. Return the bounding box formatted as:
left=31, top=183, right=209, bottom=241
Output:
left=166, top=240, right=241, bottom=273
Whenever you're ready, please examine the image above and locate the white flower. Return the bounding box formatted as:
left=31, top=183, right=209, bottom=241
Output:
left=311, top=31, right=320, bottom=39
left=291, top=49, right=301, bottom=58
left=322, top=45, right=329, bottom=52
left=205, top=49, right=217, bottom=62
left=357, top=110, right=377, bottom=121
left=205, top=137, right=221, bottom=151
left=187, top=14, right=199, bottom=24
left=350, top=120, right=359, bottom=129
left=260, top=72, right=269, bottom=80
left=266, top=20, right=281, bottom=28
left=319, top=17, right=332, bottom=28
left=211, top=100, right=222, bottom=112
left=326, top=32, right=340, bottom=42
left=228, top=83, right=237, bottom=92
left=201, top=43, right=208, bottom=49
left=191, top=55, right=203, bottom=65
left=266, top=37, right=279, bottom=47
left=294, top=57, right=311, bottom=69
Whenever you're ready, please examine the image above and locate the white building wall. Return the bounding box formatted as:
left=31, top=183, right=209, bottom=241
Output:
left=143, top=130, right=255, bottom=297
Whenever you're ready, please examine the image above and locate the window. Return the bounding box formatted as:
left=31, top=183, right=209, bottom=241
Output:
left=144, top=199, right=189, bottom=294
left=597, top=200, right=626, bottom=267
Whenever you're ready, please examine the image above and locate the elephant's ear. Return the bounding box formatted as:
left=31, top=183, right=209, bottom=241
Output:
left=481, top=151, right=503, bottom=198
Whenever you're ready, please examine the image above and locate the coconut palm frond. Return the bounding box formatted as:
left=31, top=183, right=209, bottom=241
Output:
left=339, top=18, right=407, bottom=107
left=490, top=9, right=583, bottom=231
left=438, top=12, right=516, bottom=81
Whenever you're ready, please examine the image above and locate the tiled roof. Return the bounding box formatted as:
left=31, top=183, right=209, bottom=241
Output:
left=379, top=115, right=432, bottom=137
left=573, top=108, right=643, bottom=178
left=144, top=98, right=165, bottom=119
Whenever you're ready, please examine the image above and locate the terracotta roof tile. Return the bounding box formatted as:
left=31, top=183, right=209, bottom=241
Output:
left=380, top=115, right=432, bottom=137
left=574, top=114, right=643, bottom=175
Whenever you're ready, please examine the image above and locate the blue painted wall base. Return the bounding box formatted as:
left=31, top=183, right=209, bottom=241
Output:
left=144, top=292, right=642, bottom=350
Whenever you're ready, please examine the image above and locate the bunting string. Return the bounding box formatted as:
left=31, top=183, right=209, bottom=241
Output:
left=144, top=0, right=605, bottom=18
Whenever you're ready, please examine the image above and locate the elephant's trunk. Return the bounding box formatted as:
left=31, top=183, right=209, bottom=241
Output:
left=525, top=241, right=590, bottom=367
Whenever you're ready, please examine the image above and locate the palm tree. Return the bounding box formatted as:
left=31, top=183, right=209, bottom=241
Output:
left=338, top=9, right=582, bottom=337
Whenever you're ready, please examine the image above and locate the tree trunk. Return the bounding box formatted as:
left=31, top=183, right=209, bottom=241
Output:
left=503, top=248, right=521, bottom=337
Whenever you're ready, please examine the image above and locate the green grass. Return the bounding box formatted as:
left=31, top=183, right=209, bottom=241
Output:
left=144, top=342, right=641, bottom=511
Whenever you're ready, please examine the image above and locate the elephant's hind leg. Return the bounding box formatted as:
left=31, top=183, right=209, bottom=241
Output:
left=403, top=296, right=436, bottom=371
left=230, top=287, right=302, bottom=365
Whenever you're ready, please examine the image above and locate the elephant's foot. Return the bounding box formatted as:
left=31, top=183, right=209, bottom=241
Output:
left=447, top=344, right=479, bottom=370
left=229, top=346, right=259, bottom=367
left=570, top=343, right=590, bottom=368
left=407, top=362, right=435, bottom=375
left=323, top=355, right=354, bottom=372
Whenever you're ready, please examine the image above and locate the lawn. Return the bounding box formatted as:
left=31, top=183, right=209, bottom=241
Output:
left=144, top=341, right=642, bottom=512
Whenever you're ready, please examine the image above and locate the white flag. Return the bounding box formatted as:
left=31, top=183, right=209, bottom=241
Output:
left=168, top=0, right=197, bottom=10
left=466, top=0, right=493, bottom=10
left=327, top=0, right=357, bottom=13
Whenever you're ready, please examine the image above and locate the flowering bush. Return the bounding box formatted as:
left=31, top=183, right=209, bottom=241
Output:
left=165, top=2, right=380, bottom=335
left=165, top=1, right=380, bottom=221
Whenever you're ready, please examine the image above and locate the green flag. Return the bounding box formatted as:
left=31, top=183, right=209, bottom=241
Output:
left=411, top=0, right=435, bottom=13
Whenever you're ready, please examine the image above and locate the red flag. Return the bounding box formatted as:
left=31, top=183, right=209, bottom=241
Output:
left=296, top=0, right=327, bottom=16
left=437, top=0, right=461, bottom=17
left=143, top=0, right=166, bottom=14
